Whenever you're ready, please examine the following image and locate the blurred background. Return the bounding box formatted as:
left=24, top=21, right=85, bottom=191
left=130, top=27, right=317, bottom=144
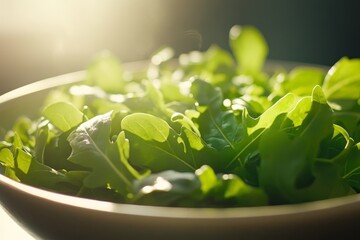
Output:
left=1, top=0, right=360, bottom=94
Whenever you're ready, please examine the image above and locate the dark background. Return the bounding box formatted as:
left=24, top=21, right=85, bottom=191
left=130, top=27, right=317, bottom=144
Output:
left=1, top=0, right=359, bottom=94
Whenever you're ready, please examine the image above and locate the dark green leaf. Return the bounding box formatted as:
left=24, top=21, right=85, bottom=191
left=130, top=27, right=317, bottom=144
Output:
left=191, top=79, right=243, bottom=150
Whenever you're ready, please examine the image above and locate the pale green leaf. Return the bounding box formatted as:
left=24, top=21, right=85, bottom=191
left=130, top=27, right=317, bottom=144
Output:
left=229, top=25, right=268, bottom=73
left=323, top=57, right=360, bottom=100
left=43, top=102, right=83, bottom=132
left=121, top=113, right=170, bottom=143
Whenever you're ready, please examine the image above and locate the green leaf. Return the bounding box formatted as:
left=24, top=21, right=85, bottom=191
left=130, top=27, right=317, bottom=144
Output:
left=43, top=102, right=83, bottom=132
left=145, top=81, right=174, bottom=117
left=133, top=165, right=267, bottom=207
left=259, top=128, right=351, bottom=204
left=123, top=122, right=200, bottom=172
left=285, top=97, right=312, bottom=127
left=342, top=143, right=360, bottom=190
left=196, top=165, right=268, bottom=207
left=10, top=117, right=34, bottom=147
left=224, top=93, right=298, bottom=173
left=0, top=148, right=14, bottom=168
left=1, top=133, right=79, bottom=190
left=258, top=87, right=348, bottom=204
left=34, top=122, right=49, bottom=164
left=312, top=85, right=328, bottom=104
left=116, top=131, right=143, bottom=180
left=44, top=130, right=81, bottom=171
left=180, top=127, right=204, bottom=151
left=132, top=170, right=200, bottom=206
left=246, top=93, right=297, bottom=135
left=282, top=67, right=325, bottom=96
left=191, top=79, right=243, bottom=150
left=16, top=145, right=32, bottom=174
left=208, top=174, right=268, bottom=207
left=332, top=110, right=360, bottom=142
left=15, top=148, right=78, bottom=190
left=67, top=112, right=141, bottom=195
left=121, top=113, right=170, bottom=143
left=229, top=25, right=268, bottom=74
left=179, top=45, right=236, bottom=86
left=171, top=112, right=201, bottom=137
left=195, top=165, right=217, bottom=194
left=322, top=57, right=360, bottom=100
left=122, top=112, right=213, bottom=172
left=318, top=124, right=352, bottom=162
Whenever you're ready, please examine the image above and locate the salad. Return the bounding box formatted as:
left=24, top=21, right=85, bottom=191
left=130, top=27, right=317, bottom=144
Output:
left=0, top=25, right=359, bottom=207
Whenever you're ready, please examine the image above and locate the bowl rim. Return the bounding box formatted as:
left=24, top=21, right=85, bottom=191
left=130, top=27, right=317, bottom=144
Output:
left=2, top=172, right=360, bottom=220
left=2, top=60, right=357, bottom=220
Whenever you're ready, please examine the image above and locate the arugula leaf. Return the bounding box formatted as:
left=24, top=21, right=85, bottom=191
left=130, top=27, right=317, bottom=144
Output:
left=1, top=25, right=360, bottom=208
left=67, top=112, right=141, bottom=196
left=258, top=86, right=350, bottom=204
left=225, top=93, right=298, bottom=174
left=191, top=79, right=243, bottom=150
left=245, top=93, right=297, bottom=135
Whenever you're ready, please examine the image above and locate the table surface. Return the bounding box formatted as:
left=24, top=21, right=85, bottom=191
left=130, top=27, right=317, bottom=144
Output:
left=0, top=205, right=35, bottom=240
